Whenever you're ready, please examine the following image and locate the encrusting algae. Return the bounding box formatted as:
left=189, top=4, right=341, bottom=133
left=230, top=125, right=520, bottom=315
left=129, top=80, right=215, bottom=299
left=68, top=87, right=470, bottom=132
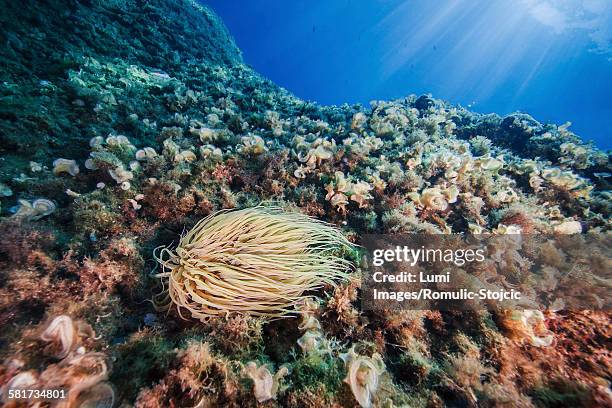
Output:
left=153, top=206, right=354, bottom=320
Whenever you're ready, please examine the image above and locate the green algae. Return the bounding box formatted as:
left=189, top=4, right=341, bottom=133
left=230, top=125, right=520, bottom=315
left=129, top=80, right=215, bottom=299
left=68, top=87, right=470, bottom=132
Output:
left=531, top=381, right=592, bottom=408
left=110, top=333, right=177, bottom=402
left=288, top=353, right=346, bottom=401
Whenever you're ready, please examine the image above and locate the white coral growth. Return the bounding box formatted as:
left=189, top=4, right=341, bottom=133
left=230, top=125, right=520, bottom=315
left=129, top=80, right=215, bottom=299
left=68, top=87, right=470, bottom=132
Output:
left=296, top=299, right=330, bottom=355
left=340, top=346, right=386, bottom=408
left=53, top=158, right=80, bottom=177
left=238, top=134, right=268, bottom=155
left=244, top=362, right=288, bottom=403
left=412, top=186, right=458, bottom=212
left=325, top=171, right=373, bottom=211
left=12, top=198, right=56, bottom=221
left=516, top=310, right=554, bottom=347
left=40, top=315, right=96, bottom=359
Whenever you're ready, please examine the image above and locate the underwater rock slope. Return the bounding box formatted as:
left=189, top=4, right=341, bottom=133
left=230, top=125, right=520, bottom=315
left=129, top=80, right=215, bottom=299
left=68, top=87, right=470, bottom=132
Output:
left=0, top=0, right=240, bottom=164
left=0, top=0, right=610, bottom=407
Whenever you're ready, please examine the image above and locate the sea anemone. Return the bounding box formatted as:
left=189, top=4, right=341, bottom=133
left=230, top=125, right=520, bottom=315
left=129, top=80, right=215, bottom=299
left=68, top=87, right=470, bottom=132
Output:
left=153, top=206, right=354, bottom=320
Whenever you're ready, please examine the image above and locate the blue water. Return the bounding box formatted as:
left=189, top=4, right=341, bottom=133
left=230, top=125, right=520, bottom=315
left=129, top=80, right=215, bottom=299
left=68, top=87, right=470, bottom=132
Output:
left=204, top=0, right=612, bottom=150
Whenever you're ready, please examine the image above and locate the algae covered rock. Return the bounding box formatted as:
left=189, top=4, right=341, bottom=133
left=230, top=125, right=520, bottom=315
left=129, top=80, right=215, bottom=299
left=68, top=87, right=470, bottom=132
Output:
left=0, top=0, right=610, bottom=407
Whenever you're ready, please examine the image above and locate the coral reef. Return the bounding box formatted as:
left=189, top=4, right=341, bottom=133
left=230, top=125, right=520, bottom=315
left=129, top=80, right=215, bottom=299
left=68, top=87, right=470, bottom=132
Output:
left=0, top=0, right=609, bottom=407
